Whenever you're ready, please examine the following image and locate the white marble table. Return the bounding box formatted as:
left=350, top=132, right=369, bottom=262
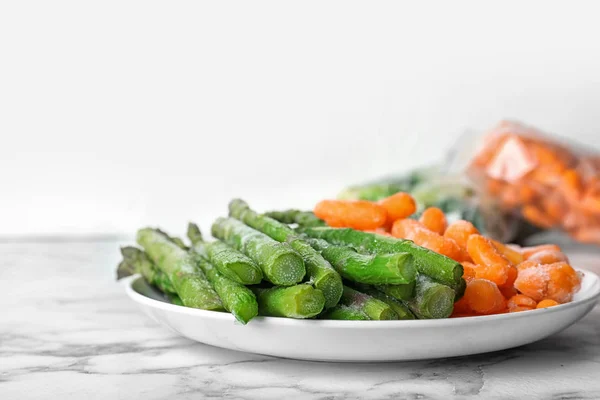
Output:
left=2, top=238, right=600, bottom=400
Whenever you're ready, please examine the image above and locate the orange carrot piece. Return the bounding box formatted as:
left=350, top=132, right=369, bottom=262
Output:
left=463, top=279, right=506, bottom=315
left=500, top=285, right=518, bottom=299
left=444, top=220, right=479, bottom=249
left=391, top=218, right=424, bottom=238
left=379, top=192, right=417, bottom=226
left=392, top=219, right=463, bottom=261
left=452, top=297, right=473, bottom=316
left=522, top=244, right=562, bottom=259
left=562, top=169, right=582, bottom=202
left=513, top=261, right=580, bottom=303
left=314, top=200, right=387, bottom=230
left=516, top=259, right=541, bottom=271
left=491, top=240, right=524, bottom=265
left=501, top=265, right=518, bottom=289
left=527, top=250, right=569, bottom=264
left=507, top=294, right=537, bottom=309
left=509, top=306, right=532, bottom=313
left=419, top=207, right=447, bottom=235
left=466, top=235, right=511, bottom=286
left=461, top=262, right=477, bottom=282
left=513, top=266, right=548, bottom=301
left=537, top=299, right=560, bottom=309
left=546, top=262, right=581, bottom=303
left=470, top=264, right=509, bottom=287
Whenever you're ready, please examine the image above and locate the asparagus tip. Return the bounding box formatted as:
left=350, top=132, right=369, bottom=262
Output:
left=116, top=260, right=135, bottom=280
left=187, top=222, right=203, bottom=244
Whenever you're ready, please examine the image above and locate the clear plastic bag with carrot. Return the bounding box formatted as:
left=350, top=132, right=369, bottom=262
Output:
left=467, top=120, right=600, bottom=245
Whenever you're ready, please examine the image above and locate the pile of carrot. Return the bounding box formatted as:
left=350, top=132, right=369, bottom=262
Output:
left=314, top=192, right=582, bottom=317
left=468, top=120, right=600, bottom=244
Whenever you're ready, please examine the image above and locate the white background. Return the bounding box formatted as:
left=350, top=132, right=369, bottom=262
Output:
left=1, top=1, right=600, bottom=237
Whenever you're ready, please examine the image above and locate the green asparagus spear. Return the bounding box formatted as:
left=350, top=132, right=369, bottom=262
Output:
left=187, top=223, right=263, bottom=285
left=228, top=200, right=342, bottom=308
left=252, top=284, right=325, bottom=318
left=168, top=294, right=184, bottom=306
left=377, top=281, right=416, bottom=301
left=405, top=275, right=455, bottom=319
left=137, top=228, right=223, bottom=310
left=320, top=305, right=370, bottom=320
left=340, top=286, right=398, bottom=320
left=306, top=238, right=415, bottom=285
left=192, top=254, right=258, bottom=324
left=263, top=209, right=326, bottom=227
left=298, top=227, right=463, bottom=289
left=353, top=285, right=415, bottom=320
left=211, top=217, right=305, bottom=286
left=155, top=228, right=189, bottom=250
left=118, top=246, right=177, bottom=295
left=116, top=260, right=136, bottom=280
left=454, top=278, right=467, bottom=302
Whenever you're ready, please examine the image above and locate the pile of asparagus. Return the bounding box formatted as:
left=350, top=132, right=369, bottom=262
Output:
left=117, top=199, right=464, bottom=324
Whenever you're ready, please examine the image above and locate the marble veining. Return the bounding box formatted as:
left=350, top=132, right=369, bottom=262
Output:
left=1, top=239, right=600, bottom=400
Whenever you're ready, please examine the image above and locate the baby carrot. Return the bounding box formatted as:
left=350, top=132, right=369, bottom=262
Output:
left=466, top=235, right=511, bottom=286
left=509, top=306, right=532, bottom=313
left=392, top=219, right=463, bottom=262
left=379, top=192, right=417, bottom=226
left=314, top=200, right=387, bottom=230
left=463, top=279, right=506, bottom=315
left=537, top=299, right=559, bottom=309
left=491, top=240, right=524, bottom=265
left=507, top=294, right=537, bottom=310
left=527, top=250, right=569, bottom=264
left=419, top=207, right=447, bottom=235
left=444, top=220, right=479, bottom=249
left=522, top=244, right=562, bottom=260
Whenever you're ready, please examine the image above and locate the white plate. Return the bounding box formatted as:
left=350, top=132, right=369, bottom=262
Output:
left=125, top=269, right=600, bottom=362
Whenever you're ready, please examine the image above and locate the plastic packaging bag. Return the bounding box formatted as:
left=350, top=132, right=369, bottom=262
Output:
left=466, top=120, right=600, bottom=244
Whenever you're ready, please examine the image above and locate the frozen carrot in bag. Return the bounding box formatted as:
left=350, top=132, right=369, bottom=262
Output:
left=522, top=205, right=556, bottom=228
left=466, top=121, right=600, bottom=245
left=562, top=169, right=582, bottom=201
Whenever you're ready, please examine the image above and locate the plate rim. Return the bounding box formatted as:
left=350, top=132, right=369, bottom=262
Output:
left=123, top=268, right=600, bottom=328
